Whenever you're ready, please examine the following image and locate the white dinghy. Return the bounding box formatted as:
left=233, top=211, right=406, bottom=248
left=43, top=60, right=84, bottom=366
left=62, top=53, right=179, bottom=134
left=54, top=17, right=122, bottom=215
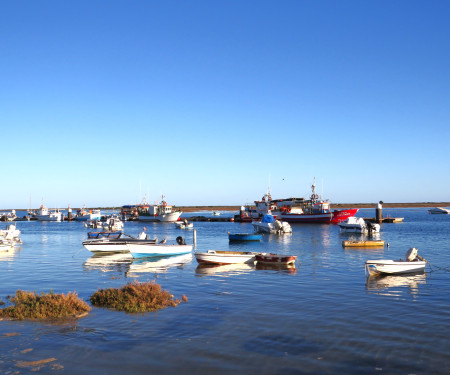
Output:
left=365, top=247, right=427, bottom=276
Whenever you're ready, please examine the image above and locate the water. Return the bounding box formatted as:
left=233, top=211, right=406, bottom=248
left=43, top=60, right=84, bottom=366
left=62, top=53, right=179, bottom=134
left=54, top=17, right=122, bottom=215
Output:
left=1, top=208, right=450, bottom=374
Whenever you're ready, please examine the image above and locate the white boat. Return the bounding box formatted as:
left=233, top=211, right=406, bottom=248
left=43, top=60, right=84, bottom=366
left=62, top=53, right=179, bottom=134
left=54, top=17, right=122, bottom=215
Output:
left=252, top=214, right=292, bottom=234
left=1, top=210, right=17, bottom=221
left=339, top=217, right=380, bottom=233
left=138, top=195, right=182, bottom=222
left=82, top=232, right=157, bottom=253
left=212, top=211, right=220, bottom=216
left=103, top=215, right=124, bottom=231
left=128, top=236, right=192, bottom=258
left=175, top=220, right=193, bottom=229
left=0, top=242, right=13, bottom=252
left=428, top=207, right=450, bottom=214
left=194, top=250, right=257, bottom=265
left=75, top=206, right=102, bottom=221
left=84, top=220, right=103, bottom=229
left=35, top=205, right=62, bottom=221
left=365, top=248, right=427, bottom=276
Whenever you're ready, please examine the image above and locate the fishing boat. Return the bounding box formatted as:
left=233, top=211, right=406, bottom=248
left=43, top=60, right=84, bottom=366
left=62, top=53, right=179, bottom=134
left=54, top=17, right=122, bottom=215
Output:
left=255, top=253, right=297, bottom=265
left=365, top=248, right=427, bottom=276
left=194, top=250, right=257, bottom=265
left=342, top=240, right=385, bottom=247
left=252, top=214, right=292, bottom=234
left=138, top=195, right=182, bottom=222
left=74, top=205, right=102, bottom=221
left=127, top=236, right=193, bottom=258
left=228, top=232, right=262, bottom=241
left=82, top=231, right=157, bottom=253
left=428, top=207, right=450, bottom=214
left=254, top=178, right=358, bottom=224
left=339, top=217, right=380, bottom=233
left=35, top=205, right=63, bottom=221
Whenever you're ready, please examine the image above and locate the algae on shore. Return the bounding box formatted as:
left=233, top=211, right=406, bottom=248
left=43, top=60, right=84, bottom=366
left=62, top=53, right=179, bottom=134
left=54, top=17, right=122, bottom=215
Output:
left=90, top=280, right=187, bottom=313
left=0, top=290, right=91, bottom=320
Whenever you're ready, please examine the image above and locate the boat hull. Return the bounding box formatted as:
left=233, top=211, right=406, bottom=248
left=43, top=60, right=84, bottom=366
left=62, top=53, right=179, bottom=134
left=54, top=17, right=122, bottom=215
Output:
left=35, top=214, right=62, bottom=222
left=128, top=243, right=193, bottom=258
left=343, top=240, right=385, bottom=247
left=365, top=260, right=426, bottom=276
left=255, top=253, right=297, bottom=265
left=139, top=212, right=182, bottom=222
left=195, top=250, right=256, bottom=265
left=280, top=208, right=358, bottom=224
left=82, top=238, right=157, bottom=253
left=228, top=233, right=262, bottom=241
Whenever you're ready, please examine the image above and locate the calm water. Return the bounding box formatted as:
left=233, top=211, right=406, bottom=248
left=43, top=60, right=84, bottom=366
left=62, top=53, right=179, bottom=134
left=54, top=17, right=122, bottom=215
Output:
left=1, top=208, right=449, bottom=374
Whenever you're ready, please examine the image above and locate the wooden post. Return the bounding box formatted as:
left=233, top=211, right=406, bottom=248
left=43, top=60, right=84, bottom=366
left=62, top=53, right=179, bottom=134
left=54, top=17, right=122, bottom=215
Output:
left=193, top=229, right=197, bottom=246
left=376, top=201, right=383, bottom=223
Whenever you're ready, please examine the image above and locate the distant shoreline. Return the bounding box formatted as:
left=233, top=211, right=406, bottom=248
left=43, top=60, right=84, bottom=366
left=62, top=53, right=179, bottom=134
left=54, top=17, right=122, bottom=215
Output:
left=177, top=202, right=450, bottom=212
left=2, top=202, right=449, bottom=212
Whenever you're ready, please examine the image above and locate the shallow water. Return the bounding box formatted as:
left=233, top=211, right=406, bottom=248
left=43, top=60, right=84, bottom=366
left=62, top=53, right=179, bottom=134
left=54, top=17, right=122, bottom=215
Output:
left=1, top=208, right=450, bottom=374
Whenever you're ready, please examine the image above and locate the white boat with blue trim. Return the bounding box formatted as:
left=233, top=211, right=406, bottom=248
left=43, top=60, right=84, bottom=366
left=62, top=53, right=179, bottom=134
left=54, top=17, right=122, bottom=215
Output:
left=128, top=236, right=193, bottom=258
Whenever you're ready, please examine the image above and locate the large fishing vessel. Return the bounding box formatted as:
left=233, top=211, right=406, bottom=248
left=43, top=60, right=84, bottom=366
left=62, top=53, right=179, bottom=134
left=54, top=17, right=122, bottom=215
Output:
left=138, top=195, right=182, bottom=222
left=255, top=179, right=358, bottom=224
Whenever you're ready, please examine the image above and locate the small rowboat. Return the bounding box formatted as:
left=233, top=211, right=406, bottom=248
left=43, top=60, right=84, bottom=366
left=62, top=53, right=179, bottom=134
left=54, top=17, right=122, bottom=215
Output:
left=342, top=240, right=385, bottom=247
left=255, top=253, right=297, bottom=265
left=228, top=232, right=262, bottom=241
left=195, top=250, right=256, bottom=265
left=365, top=248, right=426, bottom=276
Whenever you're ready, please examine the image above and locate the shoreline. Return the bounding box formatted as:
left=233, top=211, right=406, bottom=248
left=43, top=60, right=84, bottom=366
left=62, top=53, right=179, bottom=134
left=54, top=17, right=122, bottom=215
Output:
left=178, top=202, right=450, bottom=212
left=2, top=202, right=449, bottom=213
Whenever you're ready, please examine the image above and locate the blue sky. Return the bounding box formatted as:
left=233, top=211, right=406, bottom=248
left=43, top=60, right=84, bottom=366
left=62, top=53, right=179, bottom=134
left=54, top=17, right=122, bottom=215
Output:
left=1, top=1, right=449, bottom=209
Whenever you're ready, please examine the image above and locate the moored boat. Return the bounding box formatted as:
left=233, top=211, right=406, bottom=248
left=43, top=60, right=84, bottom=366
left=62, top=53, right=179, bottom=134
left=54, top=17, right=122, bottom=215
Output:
left=252, top=214, right=292, bottom=234
left=428, top=207, right=450, bottom=214
left=75, top=206, right=102, bottom=221
left=127, top=236, right=192, bottom=258
left=255, top=253, right=297, bottom=265
left=35, top=205, right=63, bottom=222
left=0, top=242, right=13, bottom=252
left=342, top=240, right=385, bottom=247
left=82, top=231, right=157, bottom=253
left=339, top=217, right=380, bottom=233
left=277, top=179, right=358, bottom=224
left=194, top=250, right=257, bottom=265
left=228, top=232, right=262, bottom=241
left=365, top=248, right=427, bottom=276
left=138, top=195, right=182, bottom=222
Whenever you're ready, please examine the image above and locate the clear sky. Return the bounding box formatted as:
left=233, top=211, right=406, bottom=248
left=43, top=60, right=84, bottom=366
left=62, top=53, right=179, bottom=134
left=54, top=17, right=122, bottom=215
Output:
left=1, top=1, right=449, bottom=209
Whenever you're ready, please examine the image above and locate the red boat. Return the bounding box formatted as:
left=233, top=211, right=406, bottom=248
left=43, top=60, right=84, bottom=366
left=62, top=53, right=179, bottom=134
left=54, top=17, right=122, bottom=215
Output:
left=255, top=253, right=297, bottom=265
left=276, top=179, right=358, bottom=224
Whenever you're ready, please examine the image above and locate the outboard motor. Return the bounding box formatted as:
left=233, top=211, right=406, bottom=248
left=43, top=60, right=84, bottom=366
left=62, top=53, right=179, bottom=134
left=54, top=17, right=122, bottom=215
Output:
left=405, top=247, right=419, bottom=262
left=176, top=236, right=186, bottom=245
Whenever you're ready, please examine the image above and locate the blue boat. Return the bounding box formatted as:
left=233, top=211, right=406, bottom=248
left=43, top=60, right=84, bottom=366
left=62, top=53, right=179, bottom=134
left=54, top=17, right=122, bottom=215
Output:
left=228, top=232, right=263, bottom=241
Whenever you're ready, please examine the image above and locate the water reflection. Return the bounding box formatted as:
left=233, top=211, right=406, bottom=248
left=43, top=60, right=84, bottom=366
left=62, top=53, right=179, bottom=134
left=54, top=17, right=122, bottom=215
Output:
left=366, top=273, right=427, bottom=296
left=0, top=247, right=19, bottom=261
left=195, top=263, right=255, bottom=276
left=127, top=253, right=193, bottom=276
left=339, top=232, right=382, bottom=241
left=83, top=253, right=133, bottom=272
left=255, top=262, right=298, bottom=274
